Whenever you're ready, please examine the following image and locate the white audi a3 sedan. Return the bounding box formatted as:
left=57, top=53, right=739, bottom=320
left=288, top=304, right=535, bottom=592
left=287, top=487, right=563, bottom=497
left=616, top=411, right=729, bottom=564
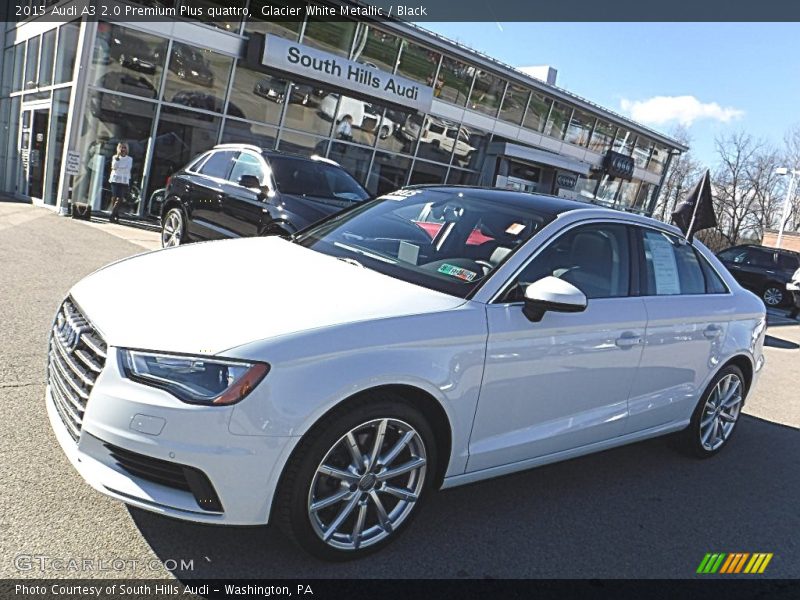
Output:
left=47, top=186, right=766, bottom=559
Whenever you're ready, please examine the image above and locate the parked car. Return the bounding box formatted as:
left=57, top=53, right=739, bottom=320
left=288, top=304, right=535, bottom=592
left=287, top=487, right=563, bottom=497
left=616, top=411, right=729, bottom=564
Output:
left=253, top=77, right=319, bottom=106
left=168, top=43, right=214, bottom=87
left=159, top=144, right=370, bottom=248
left=319, top=94, right=397, bottom=139
left=716, top=244, right=800, bottom=307
left=48, top=186, right=765, bottom=560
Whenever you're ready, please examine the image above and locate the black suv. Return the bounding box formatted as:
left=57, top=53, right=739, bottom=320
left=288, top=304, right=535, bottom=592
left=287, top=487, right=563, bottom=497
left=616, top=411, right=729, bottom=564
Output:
left=159, top=144, right=370, bottom=248
left=717, top=244, right=800, bottom=307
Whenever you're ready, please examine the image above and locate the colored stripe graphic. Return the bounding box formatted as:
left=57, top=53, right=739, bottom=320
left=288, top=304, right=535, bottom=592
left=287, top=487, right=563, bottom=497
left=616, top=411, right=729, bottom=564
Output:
left=733, top=553, right=750, bottom=573
left=699, top=552, right=772, bottom=574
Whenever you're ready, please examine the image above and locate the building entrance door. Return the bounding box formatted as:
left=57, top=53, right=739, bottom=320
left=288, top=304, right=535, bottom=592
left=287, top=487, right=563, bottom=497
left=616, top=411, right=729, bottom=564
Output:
left=20, top=106, right=50, bottom=200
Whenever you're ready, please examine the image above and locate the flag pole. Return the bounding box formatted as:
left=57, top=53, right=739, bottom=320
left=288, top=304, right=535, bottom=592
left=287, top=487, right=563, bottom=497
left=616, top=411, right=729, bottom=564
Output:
left=685, top=170, right=707, bottom=242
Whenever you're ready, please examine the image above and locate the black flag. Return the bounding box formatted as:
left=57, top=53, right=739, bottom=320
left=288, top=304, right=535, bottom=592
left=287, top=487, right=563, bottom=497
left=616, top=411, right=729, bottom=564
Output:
left=672, top=169, right=717, bottom=241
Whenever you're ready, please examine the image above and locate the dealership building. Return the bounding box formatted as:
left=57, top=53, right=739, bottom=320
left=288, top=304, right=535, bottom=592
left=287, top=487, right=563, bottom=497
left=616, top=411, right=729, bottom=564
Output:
left=0, top=0, right=687, bottom=219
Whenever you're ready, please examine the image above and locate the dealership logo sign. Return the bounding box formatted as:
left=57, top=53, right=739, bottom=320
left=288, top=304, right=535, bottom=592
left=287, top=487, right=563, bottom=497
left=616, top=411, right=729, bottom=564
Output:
left=603, top=150, right=635, bottom=180
left=696, top=552, right=773, bottom=574
left=556, top=173, right=577, bottom=189
left=262, top=34, right=434, bottom=113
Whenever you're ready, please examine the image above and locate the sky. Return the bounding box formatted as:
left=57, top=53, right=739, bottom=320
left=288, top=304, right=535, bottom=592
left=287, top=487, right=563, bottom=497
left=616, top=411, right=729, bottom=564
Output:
left=421, top=22, right=800, bottom=169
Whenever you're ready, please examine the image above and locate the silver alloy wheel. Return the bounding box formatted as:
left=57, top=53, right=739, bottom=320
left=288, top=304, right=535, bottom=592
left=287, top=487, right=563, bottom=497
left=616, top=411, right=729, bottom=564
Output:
left=763, top=287, right=783, bottom=306
left=161, top=210, right=183, bottom=248
left=699, top=373, right=743, bottom=451
left=308, top=418, right=427, bottom=551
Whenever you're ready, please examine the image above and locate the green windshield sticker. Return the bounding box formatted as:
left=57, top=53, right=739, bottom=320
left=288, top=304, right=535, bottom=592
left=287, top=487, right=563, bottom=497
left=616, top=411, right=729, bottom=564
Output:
left=438, top=263, right=477, bottom=282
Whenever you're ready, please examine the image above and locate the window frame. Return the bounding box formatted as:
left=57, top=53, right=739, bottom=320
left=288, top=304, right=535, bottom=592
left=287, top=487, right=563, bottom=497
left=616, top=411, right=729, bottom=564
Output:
left=492, top=220, right=637, bottom=304
left=633, top=225, right=731, bottom=297
left=197, top=149, right=238, bottom=180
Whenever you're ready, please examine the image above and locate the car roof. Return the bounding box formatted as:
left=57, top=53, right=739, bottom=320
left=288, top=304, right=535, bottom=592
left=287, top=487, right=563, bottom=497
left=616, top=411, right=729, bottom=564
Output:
left=726, top=243, right=799, bottom=256
left=403, top=185, right=601, bottom=217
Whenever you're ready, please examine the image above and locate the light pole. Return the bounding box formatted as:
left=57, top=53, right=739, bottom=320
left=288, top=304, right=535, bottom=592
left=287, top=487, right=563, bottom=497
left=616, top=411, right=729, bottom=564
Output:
left=775, top=167, right=799, bottom=248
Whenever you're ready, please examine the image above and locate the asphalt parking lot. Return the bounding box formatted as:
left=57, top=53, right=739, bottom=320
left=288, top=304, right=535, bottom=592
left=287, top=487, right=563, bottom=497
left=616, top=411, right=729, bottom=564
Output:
left=1, top=201, right=798, bottom=580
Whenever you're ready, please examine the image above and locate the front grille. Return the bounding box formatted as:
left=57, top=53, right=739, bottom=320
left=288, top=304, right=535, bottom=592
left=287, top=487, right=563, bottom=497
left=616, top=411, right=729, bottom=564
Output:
left=105, top=443, right=224, bottom=512
left=47, top=298, right=107, bottom=442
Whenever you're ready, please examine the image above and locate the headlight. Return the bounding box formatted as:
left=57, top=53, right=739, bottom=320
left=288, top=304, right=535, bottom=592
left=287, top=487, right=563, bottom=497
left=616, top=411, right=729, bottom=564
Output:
left=119, top=350, right=269, bottom=406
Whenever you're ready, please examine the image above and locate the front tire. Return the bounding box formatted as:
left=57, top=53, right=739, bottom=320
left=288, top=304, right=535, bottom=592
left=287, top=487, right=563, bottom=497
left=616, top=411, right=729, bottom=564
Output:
left=680, top=365, right=746, bottom=458
left=161, top=207, right=185, bottom=248
left=275, top=394, right=437, bottom=560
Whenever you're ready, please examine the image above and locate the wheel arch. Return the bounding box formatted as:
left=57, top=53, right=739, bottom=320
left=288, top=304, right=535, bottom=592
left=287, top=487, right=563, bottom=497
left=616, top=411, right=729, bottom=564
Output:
left=721, top=354, right=754, bottom=399
left=160, top=196, right=186, bottom=222
left=269, top=383, right=453, bottom=522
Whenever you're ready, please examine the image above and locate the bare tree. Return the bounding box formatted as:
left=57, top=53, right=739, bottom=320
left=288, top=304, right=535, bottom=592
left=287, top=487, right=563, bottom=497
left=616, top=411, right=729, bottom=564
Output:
left=781, top=124, right=800, bottom=231
left=653, top=126, right=703, bottom=223
left=709, top=131, right=763, bottom=247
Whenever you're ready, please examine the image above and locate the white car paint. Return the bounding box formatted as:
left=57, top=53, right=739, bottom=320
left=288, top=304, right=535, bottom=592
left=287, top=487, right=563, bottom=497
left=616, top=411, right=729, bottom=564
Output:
left=47, top=207, right=766, bottom=526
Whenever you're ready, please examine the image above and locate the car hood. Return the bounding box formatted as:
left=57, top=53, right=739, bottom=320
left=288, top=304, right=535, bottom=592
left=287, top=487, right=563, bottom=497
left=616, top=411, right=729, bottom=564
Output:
left=69, top=237, right=465, bottom=355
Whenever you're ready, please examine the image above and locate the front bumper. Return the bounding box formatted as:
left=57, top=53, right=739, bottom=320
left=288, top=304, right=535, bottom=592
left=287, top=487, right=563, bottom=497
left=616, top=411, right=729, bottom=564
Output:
left=46, top=348, right=297, bottom=525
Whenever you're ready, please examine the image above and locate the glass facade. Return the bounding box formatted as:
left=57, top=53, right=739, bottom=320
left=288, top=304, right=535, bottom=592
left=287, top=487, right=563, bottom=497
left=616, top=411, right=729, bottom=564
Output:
left=1, top=6, right=681, bottom=217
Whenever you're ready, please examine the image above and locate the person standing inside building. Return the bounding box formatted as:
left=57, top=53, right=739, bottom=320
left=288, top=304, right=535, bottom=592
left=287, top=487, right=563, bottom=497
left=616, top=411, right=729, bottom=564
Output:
left=108, top=142, right=132, bottom=223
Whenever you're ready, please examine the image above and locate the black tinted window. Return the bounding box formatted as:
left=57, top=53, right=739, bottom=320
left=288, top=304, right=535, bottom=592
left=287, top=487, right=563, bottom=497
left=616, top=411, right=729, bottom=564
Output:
left=745, top=249, right=774, bottom=268
left=507, top=223, right=631, bottom=301
left=199, top=150, right=236, bottom=179
left=699, top=256, right=729, bottom=294
left=269, top=157, right=369, bottom=202
left=777, top=252, right=800, bottom=271
left=641, top=229, right=706, bottom=295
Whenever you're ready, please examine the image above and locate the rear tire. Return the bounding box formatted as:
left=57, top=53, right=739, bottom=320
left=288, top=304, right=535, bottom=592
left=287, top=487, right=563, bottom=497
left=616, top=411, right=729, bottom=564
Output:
left=679, top=365, right=746, bottom=458
left=762, top=285, right=784, bottom=307
left=274, top=393, right=437, bottom=560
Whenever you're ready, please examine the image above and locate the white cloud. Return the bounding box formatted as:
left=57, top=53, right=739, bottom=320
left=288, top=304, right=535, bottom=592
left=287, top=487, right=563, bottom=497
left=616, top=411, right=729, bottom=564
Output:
left=619, top=95, right=744, bottom=127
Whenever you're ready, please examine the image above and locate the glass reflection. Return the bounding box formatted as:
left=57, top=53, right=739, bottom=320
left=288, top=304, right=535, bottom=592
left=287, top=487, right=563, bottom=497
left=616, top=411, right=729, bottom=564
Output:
left=438, top=56, right=473, bottom=106
left=396, top=39, right=440, bottom=86
left=564, top=109, right=595, bottom=147
left=278, top=130, right=329, bottom=157
left=351, top=24, right=400, bottom=73
left=148, top=105, right=221, bottom=198
left=221, top=119, right=278, bottom=150
left=542, top=101, right=571, bottom=140
left=283, top=83, right=337, bottom=137
left=588, top=120, right=615, bottom=154
left=328, top=142, right=372, bottom=186
left=499, top=83, right=529, bottom=125
left=368, top=151, right=411, bottom=195
left=468, top=71, right=504, bottom=117
left=409, top=160, right=447, bottom=186
left=230, top=67, right=287, bottom=124
left=245, top=0, right=304, bottom=40
left=523, top=92, right=552, bottom=132
left=54, top=21, right=79, bottom=84
left=164, top=42, right=232, bottom=105
left=75, top=92, right=155, bottom=213
left=302, top=18, right=356, bottom=58
left=39, top=29, right=55, bottom=87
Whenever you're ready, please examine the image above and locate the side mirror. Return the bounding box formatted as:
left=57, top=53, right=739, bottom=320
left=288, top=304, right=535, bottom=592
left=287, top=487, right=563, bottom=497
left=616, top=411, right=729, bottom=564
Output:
left=522, top=276, right=587, bottom=322
left=239, top=174, right=261, bottom=189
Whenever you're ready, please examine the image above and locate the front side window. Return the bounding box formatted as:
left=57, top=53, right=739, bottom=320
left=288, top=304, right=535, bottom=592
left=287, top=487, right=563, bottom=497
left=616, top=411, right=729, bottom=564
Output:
left=502, top=223, right=631, bottom=302
left=641, top=229, right=707, bottom=295
left=296, top=189, right=555, bottom=298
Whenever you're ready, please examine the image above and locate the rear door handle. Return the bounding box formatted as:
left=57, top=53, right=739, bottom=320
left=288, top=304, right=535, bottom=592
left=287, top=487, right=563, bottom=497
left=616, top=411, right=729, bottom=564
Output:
left=615, top=333, right=643, bottom=349
left=704, top=325, right=723, bottom=339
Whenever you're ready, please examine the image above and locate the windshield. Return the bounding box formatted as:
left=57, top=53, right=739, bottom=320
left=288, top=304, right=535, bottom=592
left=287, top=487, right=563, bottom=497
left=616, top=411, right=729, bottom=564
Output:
left=268, top=156, right=370, bottom=202
left=295, top=188, right=555, bottom=298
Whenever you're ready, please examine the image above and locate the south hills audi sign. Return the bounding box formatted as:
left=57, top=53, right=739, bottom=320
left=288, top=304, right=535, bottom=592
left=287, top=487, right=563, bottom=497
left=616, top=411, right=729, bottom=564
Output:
left=261, top=34, right=435, bottom=113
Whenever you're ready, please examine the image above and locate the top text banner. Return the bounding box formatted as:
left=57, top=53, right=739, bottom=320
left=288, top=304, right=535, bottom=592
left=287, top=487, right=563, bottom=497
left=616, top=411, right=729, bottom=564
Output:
left=9, top=0, right=800, bottom=22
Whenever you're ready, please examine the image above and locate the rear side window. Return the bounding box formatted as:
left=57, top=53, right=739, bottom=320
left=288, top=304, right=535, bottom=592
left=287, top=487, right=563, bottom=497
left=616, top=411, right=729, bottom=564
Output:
left=778, top=252, right=800, bottom=271
left=641, top=229, right=705, bottom=295
left=198, top=150, right=236, bottom=179
left=229, top=153, right=266, bottom=186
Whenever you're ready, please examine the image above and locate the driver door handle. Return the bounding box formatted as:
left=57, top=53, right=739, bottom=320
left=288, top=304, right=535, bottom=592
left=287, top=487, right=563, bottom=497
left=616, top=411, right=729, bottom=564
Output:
left=615, top=333, right=643, bottom=349
left=704, top=325, right=723, bottom=339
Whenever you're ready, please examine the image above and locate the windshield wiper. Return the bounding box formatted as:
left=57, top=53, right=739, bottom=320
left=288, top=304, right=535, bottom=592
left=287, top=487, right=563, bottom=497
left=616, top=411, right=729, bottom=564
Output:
left=337, top=257, right=364, bottom=268
left=333, top=241, right=397, bottom=264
